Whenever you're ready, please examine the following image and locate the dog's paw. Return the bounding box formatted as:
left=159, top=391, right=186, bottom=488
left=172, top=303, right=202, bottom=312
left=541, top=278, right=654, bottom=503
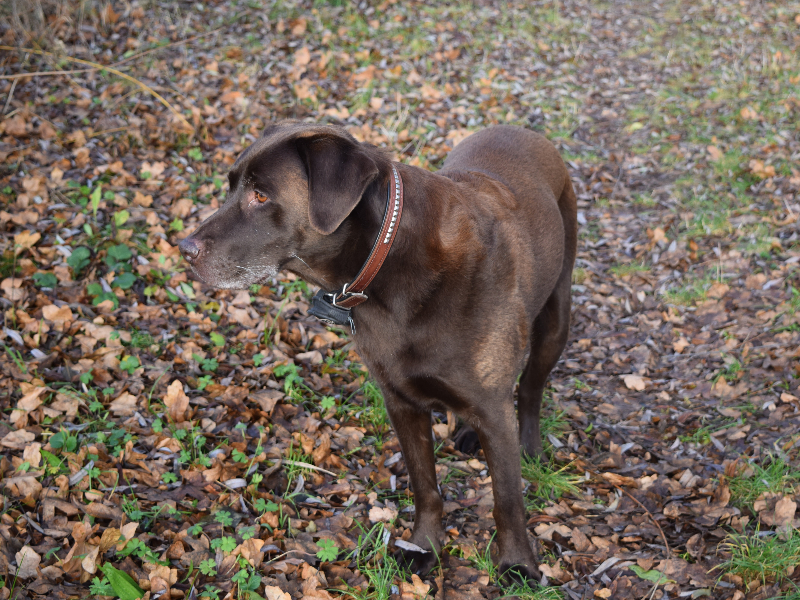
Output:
left=393, top=540, right=438, bottom=576
left=453, top=426, right=481, bottom=455
left=498, top=560, right=542, bottom=585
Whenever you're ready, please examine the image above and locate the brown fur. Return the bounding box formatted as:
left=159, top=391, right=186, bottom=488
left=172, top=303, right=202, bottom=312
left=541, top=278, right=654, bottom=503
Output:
left=179, top=122, right=578, bottom=582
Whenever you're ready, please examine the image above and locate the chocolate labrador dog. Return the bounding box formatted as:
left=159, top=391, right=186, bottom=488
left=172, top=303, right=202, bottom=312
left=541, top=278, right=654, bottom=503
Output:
left=179, top=121, right=577, bottom=582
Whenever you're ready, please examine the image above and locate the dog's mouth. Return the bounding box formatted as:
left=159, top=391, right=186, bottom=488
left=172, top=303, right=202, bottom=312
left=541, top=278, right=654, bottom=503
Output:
left=178, top=235, right=279, bottom=290
left=190, top=259, right=279, bottom=291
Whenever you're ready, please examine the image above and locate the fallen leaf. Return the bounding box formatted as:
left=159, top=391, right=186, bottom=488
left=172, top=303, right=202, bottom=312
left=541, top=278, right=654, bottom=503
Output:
left=368, top=506, right=398, bottom=523
left=14, top=546, right=41, bottom=579
left=623, top=374, right=647, bottom=391
left=163, top=380, right=190, bottom=422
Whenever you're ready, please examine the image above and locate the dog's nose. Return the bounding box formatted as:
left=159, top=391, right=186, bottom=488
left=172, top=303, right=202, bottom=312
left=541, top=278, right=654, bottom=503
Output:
left=179, top=237, right=202, bottom=262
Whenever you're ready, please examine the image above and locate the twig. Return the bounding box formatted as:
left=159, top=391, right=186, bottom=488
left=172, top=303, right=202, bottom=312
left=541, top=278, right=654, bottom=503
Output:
left=111, top=25, right=226, bottom=67
left=3, top=78, right=17, bottom=113
left=89, top=125, right=135, bottom=138
left=0, top=68, right=96, bottom=80
left=0, top=45, right=193, bottom=132
left=609, top=482, right=671, bottom=558
left=0, top=22, right=229, bottom=82
left=281, top=459, right=337, bottom=477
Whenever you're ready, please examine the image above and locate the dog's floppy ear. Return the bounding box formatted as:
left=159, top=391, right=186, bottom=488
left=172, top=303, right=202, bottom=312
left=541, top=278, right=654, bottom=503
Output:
left=296, top=134, right=379, bottom=235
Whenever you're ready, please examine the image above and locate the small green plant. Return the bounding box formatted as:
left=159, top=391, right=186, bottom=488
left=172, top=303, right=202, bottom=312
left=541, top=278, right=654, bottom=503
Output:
left=200, top=584, right=222, bottom=600
left=89, top=575, right=115, bottom=596
left=114, top=209, right=131, bottom=228
left=105, top=244, right=132, bottom=267
left=193, top=353, right=219, bottom=373
left=231, top=560, right=262, bottom=595
left=215, top=511, right=234, bottom=527
left=33, top=272, right=58, bottom=287
left=99, top=563, right=146, bottom=600
left=49, top=429, right=78, bottom=453
left=118, top=537, right=169, bottom=566
left=196, top=374, right=213, bottom=390
left=86, top=282, right=120, bottom=308
left=274, top=362, right=303, bottom=395
left=119, top=355, right=140, bottom=375
left=316, top=538, right=339, bottom=562
left=679, top=425, right=712, bottom=446
left=199, top=558, right=217, bottom=576
left=320, top=395, right=336, bottom=414
left=255, top=498, right=280, bottom=514
left=5, top=347, right=27, bottom=374
left=112, top=272, right=137, bottom=289
left=67, top=246, right=91, bottom=275
left=210, top=536, right=237, bottom=553
left=170, top=424, right=213, bottom=467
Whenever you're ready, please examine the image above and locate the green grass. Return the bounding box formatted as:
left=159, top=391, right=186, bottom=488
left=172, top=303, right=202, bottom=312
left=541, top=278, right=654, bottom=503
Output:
left=522, top=457, right=582, bottom=510
left=609, top=261, right=650, bottom=277
left=716, top=529, right=800, bottom=586
left=727, top=455, right=800, bottom=510
left=342, top=522, right=408, bottom=600
left=661, top=275, right=719, bottom=306
left=468, top=536, right=563, bottom=599
left=499, top=580, right=564, bottom=600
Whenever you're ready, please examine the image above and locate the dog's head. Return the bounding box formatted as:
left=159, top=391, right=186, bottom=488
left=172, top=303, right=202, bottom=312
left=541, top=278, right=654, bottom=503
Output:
left=179, top=122, right=383, bottom=289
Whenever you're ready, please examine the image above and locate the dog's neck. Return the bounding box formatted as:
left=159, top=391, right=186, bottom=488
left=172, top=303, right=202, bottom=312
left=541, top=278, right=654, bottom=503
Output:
left=286, top=162, right=397, bottom=287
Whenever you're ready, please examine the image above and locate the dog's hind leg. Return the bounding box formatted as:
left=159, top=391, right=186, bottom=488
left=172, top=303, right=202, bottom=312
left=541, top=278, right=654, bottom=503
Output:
left=518, top=174, right=576, bottom=458
left=517, top=273, right=571, bottom=458
left=385, top=399, right=444, bottom=574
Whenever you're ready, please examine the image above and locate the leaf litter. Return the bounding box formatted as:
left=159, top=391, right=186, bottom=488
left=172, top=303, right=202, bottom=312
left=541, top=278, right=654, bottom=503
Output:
left=0, top=0, right=799, bottom=599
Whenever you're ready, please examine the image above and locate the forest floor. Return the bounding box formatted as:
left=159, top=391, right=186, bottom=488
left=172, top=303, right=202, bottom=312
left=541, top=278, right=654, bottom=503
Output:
left=1, top=0, right=799, bottom=599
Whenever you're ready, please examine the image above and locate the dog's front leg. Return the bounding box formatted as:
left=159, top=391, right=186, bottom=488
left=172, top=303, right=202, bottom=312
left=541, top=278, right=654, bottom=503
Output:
left=385, top=398, right=444, bottom=575
left=474, top=403, right=542, bottom=583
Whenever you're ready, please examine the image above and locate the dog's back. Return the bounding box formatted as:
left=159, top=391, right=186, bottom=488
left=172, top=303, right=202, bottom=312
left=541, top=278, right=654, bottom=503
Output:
left=439, top=125, right=577, bottom=315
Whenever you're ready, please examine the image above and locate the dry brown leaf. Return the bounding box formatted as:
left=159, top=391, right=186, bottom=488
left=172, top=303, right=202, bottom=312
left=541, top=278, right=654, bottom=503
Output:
left=622, top=374, right=646, bottom=391
left=14, top=545, right=41, bottom=579
left=1, top=429, right=36, bottom=449
left=14, top=230, right=41, bottom=250
left=399, top=573, right=431, bottom=599
left=368, top=506, right=398, bottom=523
left=42, top=304, right=74, bottom=332
left=163, top=380, right=190, bottom=423
left=706, top=145, right=723, bottom=161
left=109, top=392, right=139, bottom=416
left=264, top=587, right=292, bottom=600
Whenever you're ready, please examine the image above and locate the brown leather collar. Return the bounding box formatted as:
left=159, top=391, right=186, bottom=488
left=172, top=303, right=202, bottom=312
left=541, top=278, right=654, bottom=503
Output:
left=332, top=164, right=403, bottom=309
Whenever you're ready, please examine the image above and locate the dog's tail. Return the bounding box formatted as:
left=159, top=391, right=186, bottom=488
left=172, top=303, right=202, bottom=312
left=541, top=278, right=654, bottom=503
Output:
left=557, top=171, right=578, bottom=275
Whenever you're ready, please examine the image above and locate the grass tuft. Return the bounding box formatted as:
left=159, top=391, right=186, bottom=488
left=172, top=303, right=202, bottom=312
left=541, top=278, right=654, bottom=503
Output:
left=522, top=456, right=582, bottom=509
left=468, top=536, right=563, bottom=599
left=716, top=529, right=800, bottom=585
left=727, top=455, right=800, bottom=510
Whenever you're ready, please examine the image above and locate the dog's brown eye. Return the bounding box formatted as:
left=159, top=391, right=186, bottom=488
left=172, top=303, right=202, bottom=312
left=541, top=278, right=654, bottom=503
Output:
left=254, top=191, right=269, bottom=203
